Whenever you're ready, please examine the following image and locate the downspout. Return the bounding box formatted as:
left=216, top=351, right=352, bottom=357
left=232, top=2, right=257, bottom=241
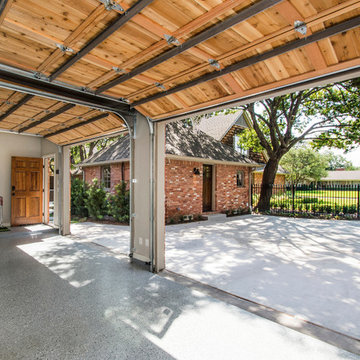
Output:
left=146, top=116, right=155, bottom=272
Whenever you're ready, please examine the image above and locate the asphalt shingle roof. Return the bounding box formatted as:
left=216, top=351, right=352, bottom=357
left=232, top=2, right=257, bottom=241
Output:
left=321, top=170, right=360, bottom=181
left=193, top=110, right=247, bottom=141
left=81, top=121, right=258, bottom=166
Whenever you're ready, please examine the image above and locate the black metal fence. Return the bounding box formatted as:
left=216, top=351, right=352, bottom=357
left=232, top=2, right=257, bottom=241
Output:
left=251, top=184, right=360, bottom=219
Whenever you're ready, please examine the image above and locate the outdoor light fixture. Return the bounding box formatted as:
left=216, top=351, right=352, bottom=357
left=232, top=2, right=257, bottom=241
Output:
left=294, top=20, right=307, bottom=35
left=193, top=168, right=200, bottom=175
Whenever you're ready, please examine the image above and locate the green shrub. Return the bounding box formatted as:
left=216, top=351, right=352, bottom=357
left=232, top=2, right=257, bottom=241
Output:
left=348, top=205, right=357, bottom=214
left=85, top=178, right=108, bottom=220
left=108, top=181, right=130, bottom=223
left=71, top=178, right=88, bottom=217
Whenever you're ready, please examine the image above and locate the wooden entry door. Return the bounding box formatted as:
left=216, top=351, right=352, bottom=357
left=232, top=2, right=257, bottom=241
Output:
left=203, top=164, right=213, bottom=212
left=11, top=157, right=43, bottom=226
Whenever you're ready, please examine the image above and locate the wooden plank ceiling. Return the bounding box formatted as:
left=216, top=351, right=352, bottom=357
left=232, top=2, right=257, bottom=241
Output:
left=0, top=0, right=359, bottom=145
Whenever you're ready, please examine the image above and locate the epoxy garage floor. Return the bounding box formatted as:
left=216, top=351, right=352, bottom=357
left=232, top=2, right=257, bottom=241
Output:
left=2, top=227, right=360, bottom=359
left=166, top=215, right=360, bottom=340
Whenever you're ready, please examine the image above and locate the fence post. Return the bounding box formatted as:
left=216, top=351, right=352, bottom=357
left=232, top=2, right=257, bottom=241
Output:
left=357, top=184, right=360, bottom=219
left=292, top=184, right=295, bottom=213
left=250, top=183, right=253, bottom=209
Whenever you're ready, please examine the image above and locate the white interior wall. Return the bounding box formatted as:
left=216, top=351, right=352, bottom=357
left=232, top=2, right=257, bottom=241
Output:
left=0, top=133, right=42, bottom=226
left=0, top=133, right=59, bottom=226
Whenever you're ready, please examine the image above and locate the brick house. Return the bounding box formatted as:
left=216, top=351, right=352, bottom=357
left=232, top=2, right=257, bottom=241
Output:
left=79, top=121, right=260, bottom=221
left=194, top=111, right=287, bottom=185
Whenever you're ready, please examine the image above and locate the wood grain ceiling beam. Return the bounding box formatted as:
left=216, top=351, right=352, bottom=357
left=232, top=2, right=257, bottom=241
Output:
left=127, top=0, right=360, bottom=102
left=131, top=16, right=360, bottom=107
left=44, top=113, right=109, bottom=138
left=95, top=0, right=283, bottom=93
left=0, top=94, right=34, bottom=122
left=18, top=103, right=76, bottom=133
left=49, top=0, right=154, bottom=81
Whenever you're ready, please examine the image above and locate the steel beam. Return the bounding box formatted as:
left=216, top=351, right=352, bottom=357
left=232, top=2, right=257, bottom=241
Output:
left=0, top=0, right=8, bottom=18
left=18, top=103, right=76, bottom=132
left=95, top=0, right=282, bottom=93
left=0, top=94, right=34, bottom=122
left=0, top=65, right=132, bottom=114
left=44, top=113, right=109, bottom=138
left=131, top=16, right=360, bottom=107
left=49, top=0, right=154, bottom=81
left=157, top=66, right=360, bottom=123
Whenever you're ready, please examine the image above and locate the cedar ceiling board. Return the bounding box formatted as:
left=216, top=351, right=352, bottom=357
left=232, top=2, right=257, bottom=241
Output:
left=147, top=57, right=360, bottom=120
left=55, top=61, right=110, bottom=87
left=0, top=29, right=55, bottom=68
left=95, top=20, right=162, bottom=54
left=281, top=48, right=315, bottom=74
left=5, top=3, right=90, bottom=43
left=290, top=0, right=318, bottom=18
left=10, top=0, right=99, bottom=38
left=331, top=29, right=360, bottom=62
left=141, top=1, right=200, bottom=32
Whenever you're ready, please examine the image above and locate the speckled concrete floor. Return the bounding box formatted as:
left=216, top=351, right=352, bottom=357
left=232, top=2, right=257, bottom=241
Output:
left=1, top=229, right=359, bottom=360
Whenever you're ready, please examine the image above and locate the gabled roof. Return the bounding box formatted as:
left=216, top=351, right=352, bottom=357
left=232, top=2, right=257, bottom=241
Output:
left=193, top=111, right=248, bottom=141
left=166, top=121, right=257, bottom=165
left=81, top=135, right=130, bottom=165
left=80, top=121, right=259, bottom=167
left=321, top=170, right=360, bottom=181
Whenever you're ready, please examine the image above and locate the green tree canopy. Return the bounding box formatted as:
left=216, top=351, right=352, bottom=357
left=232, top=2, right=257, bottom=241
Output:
left=280, top=147, right=328, bottom=186
left=323, top=151, right=355, bottom=170
left=235, top=78, right=360, bottom=211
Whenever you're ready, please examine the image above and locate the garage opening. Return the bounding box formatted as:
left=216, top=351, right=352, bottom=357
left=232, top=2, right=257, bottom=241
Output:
left=69, top=133, right=131, bottom=257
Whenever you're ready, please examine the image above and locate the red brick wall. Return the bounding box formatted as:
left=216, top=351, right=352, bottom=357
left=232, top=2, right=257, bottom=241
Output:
left=165, top=159, right=203, bottom=219
left=215, top=165, right=250, bottom=211
left=110, top=162, right=130, bottom=191
left=84, top=159, right=253, bottom=220
left=84, top=162, right=130, bottom=192
left=84, top=166, right=101, bottom=185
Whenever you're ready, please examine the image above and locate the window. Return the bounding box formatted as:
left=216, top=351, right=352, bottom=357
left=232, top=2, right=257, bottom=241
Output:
left=237, top=170, right=245, bottom=187
left=234, top=134, right=249, bottom=155
left=102, top=165, right=111, bottom=189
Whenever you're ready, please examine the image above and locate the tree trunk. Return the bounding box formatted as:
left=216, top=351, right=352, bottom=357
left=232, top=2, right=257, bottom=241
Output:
left=257, top=157, right=279, bottom=211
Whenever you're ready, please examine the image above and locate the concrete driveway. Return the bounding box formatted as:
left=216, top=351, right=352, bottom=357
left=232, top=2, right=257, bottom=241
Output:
left=2, top=225, right=359, bottom=359
left=166, top=215, right=360, bottom=340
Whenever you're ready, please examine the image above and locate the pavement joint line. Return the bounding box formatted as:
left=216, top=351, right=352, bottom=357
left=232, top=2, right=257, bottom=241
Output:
left=160, top=269, right=360, bottom=356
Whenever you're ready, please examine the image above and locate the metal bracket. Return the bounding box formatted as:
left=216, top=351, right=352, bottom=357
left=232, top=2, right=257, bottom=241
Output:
left=81, top=87, right=94, bottom=94
left=119, top=97, right=130, bottom=103
left=208, top=58, right=221, bottom=70
left=164, top=34, right=180, bottom=46
left=154, top=82, right=166, bottom=91
left=112, top=66, right=126, bottom=74
left=294, top=20, right=307, bottom=36
left=32, top=72, right=49, bottom=81
left=56, top=43, right=75, bottom=54
left=99, top=0, right=124, bottom=12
